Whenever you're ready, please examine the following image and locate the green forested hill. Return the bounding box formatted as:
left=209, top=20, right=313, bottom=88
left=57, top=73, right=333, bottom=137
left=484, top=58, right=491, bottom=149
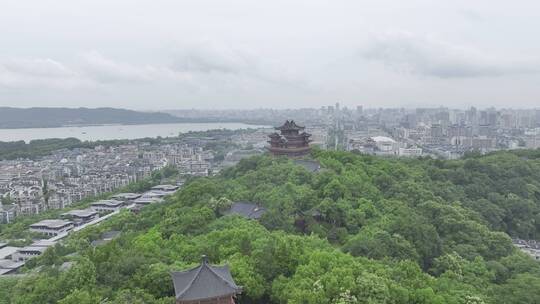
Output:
left=0, top=107, right=181, bottom=129
left=3, top=149, right=540, bottom=304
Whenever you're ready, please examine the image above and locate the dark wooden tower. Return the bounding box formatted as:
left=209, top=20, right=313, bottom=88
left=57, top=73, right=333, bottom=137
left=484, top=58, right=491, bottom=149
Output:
left=267, top=120, right=312, bottom=157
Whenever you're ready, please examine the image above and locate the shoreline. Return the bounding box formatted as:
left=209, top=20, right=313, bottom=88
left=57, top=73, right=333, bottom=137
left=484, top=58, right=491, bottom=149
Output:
left=0, top=120, right=267, bottom=130
left=0, top=122, right=270, bottom=144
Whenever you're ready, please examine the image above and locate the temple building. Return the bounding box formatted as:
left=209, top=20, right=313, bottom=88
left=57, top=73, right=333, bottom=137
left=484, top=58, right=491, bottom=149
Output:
left=267, top=120, right=312, bottom=157
left=171, top=256, right=242, bottom=304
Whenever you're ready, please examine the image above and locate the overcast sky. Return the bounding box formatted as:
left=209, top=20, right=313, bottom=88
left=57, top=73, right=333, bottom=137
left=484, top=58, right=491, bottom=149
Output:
left=1, top=0, right=539, bottom=110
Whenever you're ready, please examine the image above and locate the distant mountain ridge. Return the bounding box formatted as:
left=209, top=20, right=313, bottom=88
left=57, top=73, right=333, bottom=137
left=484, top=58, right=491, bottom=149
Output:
left=0, top=107, right=183, bottom=129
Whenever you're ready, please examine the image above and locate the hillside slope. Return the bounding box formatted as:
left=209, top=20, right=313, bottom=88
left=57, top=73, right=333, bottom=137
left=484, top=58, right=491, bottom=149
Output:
left=3, top=149, right=540, bottom=303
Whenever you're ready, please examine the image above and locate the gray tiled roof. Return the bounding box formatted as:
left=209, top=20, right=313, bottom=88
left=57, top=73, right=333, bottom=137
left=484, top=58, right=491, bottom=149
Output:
left=171, top=260, right=241, bottom=301
left=29, top=219, right=73, bottom=229
left=61, top=209, right=97, bottom=218
left=226, top=202, right=266, bottom=220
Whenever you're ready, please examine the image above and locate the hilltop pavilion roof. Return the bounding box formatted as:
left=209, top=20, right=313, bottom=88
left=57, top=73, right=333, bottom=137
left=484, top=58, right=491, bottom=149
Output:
left=171, top=257, right=242, bottom=302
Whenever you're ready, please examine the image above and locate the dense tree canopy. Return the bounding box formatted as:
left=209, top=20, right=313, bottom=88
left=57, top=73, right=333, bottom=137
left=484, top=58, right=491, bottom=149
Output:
left=2, top=149, right=540, bottom=303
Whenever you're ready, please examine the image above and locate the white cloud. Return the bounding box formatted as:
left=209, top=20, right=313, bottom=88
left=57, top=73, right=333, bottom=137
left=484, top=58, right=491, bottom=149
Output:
left=3, top=0, right=540, bottom=108
left=361, top=31, right=540, bottom=78
left=79, top=51, right=156, bottom=83
left=0, top=42, right=302, bottom=94
left=0, top=58, right=92, bottom=89
left=3, top=58, right=74, bottom=78
left=169, top=41, right=304, bottom=88
left=171, top=42, right=255, bottom=75
left=0, top=52, right=198, bottom=90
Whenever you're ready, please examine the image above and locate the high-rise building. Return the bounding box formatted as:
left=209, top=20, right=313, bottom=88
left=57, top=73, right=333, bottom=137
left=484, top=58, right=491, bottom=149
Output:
left=356, top=105, right=363, bottom=116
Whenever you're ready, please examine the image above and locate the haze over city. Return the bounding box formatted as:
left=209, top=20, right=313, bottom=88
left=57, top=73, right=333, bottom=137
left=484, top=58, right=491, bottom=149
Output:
left=3, top=2, right=540, bottom=303
left=1, top=0, right=540, bottom=110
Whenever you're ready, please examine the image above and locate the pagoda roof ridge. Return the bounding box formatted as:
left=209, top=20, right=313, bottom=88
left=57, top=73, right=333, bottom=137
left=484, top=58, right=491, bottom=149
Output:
left=275, top=120, right=305, bottom=131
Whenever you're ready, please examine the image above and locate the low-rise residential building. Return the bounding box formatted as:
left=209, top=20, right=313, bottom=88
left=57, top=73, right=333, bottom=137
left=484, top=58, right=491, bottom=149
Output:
left=133, top=196, right=163, bottom=206
left=177, top=159, right=210, bottom=176
left=91, top=200, right=124, bottom=213
left=10, top=240, right=58, bottom=262
left=12, top=246, right=47, bottom=262
left=111, top=193, right=142, bottom=202
left=31, top=240, right=57, bottom=247
left=0, top=259, right=25, bottom=275
left=29, top=219, right=74, bottom=236
left=398, top=147, right=423, bottom=157
left=0, top=246, right=19, bottom=261
left=141, top=190, right=171, bottom=199
left=61, top=209, right=99, bottom=226
left=151, top=184, right=179, bottom=192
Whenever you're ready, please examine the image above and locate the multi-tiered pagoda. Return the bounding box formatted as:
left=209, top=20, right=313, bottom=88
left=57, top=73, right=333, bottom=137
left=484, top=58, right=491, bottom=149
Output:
left=267, top=120, right=312, bottom=157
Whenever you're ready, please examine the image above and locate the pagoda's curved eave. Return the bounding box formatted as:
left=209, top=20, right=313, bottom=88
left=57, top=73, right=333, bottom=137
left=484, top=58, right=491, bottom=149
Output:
left=178, top=294, right=239, bottom=304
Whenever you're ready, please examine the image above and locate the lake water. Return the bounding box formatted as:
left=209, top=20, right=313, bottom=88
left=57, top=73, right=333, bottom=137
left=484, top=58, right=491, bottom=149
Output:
left=0, top=122, right=269, bottom=142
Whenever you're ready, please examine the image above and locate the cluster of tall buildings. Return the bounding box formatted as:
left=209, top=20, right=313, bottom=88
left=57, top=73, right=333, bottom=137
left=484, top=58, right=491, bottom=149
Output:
left=312, top=105, right=540, bottom=159
left=166, top=106, right=540, bottom=159
left=389, top=107, right=540, bottom=158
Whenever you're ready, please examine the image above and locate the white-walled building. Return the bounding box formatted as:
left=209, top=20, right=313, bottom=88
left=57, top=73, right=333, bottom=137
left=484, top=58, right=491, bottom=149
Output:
left=151, top=184, right=179, bottom=192
left=371, top=136, right=398, bottom=154
left=111, top=193, right=141, bottom=202
left=133, top=196, right=163, bottom=206
left=29, top=219, right=74, bottom=236
left=398, top=147, right=423, bottom=157
left=61, top=209, right=99, bottom=226
left=12, top=246, right=47, bottom=262
left=90, top=200, right=124, bottom=213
